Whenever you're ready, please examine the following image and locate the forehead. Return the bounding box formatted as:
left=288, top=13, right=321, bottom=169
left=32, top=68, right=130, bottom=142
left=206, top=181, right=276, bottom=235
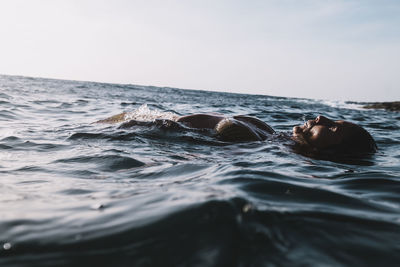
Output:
left=334, top=120, right=345, bottom=125
left=333, top=120, right=359, bottom=135
left=334, top=120, right=353, bottom=127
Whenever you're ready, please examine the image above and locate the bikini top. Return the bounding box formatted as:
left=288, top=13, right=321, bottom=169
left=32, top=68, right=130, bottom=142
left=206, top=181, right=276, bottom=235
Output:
left=215, top=115, right=275, bottom=142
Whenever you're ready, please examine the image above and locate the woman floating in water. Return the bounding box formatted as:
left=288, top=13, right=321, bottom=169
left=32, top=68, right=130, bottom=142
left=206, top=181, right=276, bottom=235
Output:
left=176, top=113, right=376, bottom=155
left=291, top=115, right=377, bottom=154
left=98, top=111, right=377, bottom=156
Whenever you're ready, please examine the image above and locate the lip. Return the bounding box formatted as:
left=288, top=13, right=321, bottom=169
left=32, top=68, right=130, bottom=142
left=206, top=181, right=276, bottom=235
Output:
left=293, top=126, right=302, bottom=134
left=293, top=120, right=316, bottom=136
left=302, top=124, right=312, bottom=134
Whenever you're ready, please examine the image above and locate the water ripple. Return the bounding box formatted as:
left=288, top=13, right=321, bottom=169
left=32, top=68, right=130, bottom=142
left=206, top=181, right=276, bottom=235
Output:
left=1, top=74, right=399, bottom=266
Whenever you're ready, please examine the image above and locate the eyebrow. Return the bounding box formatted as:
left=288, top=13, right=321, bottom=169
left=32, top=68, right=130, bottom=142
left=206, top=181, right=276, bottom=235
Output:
left=317, top=119, right=335, bottom=126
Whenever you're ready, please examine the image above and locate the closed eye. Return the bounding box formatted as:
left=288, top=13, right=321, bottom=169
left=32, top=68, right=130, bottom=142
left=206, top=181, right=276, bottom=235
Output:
left=315, top=116, right=335, bottom=127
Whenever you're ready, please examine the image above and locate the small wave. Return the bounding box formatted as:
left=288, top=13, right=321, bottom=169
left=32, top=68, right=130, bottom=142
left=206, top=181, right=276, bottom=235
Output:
left=0, top=110, right=17, bottom=120
left=57, top=188, right=94, bottom=195
left=2, top=197, right=399, bottom=266
left=68, top=131, right=141, bottom=142
left=0, top=92, right=11, bottom=99
left=14, top=166, right=49, bottom=172
left=17, top=141, right=66, bottom=151
left=54, top=155, right=146, bottom=171
left=68, top=132, right=109, bottom=140
left=320, top=100, right=366, bottom=110
left=1, top=136, right=20, bottom=142
left=0, top=138, right=66, bottom=152
left=0, top=144, right=12, bottom=149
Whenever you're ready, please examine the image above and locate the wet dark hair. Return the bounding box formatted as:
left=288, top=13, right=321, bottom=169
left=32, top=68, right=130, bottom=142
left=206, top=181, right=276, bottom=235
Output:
left=331, top=124, right=377, bottom=154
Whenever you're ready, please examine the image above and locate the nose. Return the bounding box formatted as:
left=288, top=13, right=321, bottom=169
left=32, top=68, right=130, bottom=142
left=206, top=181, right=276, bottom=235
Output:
left=315, top=115, right=325, bottom=123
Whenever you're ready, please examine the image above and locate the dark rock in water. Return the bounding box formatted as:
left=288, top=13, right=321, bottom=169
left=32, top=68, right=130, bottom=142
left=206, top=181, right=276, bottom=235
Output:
left=363, top=101, right=400, bottom=111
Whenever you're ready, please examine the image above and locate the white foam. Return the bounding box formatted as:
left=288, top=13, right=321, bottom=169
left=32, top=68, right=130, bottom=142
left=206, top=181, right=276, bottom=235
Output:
left=123, top=104, right=180, bottom=122
left=319, top=100, right=365, bottom=110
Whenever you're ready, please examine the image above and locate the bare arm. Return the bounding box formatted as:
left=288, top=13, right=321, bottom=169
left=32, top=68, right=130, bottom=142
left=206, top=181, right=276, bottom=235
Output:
left=96, top=112, right=127, bottom=123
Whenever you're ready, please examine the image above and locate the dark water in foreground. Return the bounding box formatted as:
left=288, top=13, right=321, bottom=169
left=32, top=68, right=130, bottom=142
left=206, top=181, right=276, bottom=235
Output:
left=0, top=75, right=399, bottom=266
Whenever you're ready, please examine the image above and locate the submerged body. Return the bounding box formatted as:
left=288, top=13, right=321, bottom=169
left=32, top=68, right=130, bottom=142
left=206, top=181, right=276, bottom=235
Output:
left=98, top=112, right=377, bottom=157
left=177, top=114, right=275, bottom=141
left=97, top=112, right=276, bottom=142
left=177, top=114, right=377, bottom=155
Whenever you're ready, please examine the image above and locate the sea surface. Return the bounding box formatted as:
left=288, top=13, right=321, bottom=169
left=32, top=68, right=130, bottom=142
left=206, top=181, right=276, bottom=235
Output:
left=0, top=74, right=399, bottom=266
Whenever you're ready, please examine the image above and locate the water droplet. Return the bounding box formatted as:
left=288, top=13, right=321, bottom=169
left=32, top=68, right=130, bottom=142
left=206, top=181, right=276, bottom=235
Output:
left=236, top=214, right=242, bottom=224
left=302, top=115, right=307, bottom=123
left=3, top=242, right=11, bottom=250
left=91, top=203, right=105, bottom=210
left=242, top=203, right=253, bottom=213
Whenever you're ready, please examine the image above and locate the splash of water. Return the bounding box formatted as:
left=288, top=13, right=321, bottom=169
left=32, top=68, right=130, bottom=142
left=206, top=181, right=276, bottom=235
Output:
left=124, top=104, right=180, bottom=122
left=302, top=114, right=307, bottom=124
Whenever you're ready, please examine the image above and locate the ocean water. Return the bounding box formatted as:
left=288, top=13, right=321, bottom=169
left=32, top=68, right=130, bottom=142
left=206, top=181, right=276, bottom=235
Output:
left=0, top=74, right=399, bottom=266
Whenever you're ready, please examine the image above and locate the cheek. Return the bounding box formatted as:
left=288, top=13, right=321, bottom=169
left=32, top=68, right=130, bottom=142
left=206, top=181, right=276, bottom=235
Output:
left=308, top=128, right=336, bottom=148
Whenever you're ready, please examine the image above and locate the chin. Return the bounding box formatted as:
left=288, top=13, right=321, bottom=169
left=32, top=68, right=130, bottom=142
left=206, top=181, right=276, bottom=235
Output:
left=291, top=132, right=310, bottom=147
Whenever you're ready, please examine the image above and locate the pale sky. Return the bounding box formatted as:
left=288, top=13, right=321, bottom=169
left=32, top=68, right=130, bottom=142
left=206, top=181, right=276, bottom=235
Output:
left=0, top=0, right=399, bottom=101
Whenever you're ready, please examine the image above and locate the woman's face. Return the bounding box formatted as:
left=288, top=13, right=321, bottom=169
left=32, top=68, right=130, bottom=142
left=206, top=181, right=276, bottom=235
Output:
left=292, top=115, right=351, bottom=149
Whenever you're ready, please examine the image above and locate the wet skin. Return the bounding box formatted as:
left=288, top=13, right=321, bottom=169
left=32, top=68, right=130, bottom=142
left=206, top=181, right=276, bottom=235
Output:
left=99, top=112, right=374, bottom=153
left=292, top=115, right=357, bottom=150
